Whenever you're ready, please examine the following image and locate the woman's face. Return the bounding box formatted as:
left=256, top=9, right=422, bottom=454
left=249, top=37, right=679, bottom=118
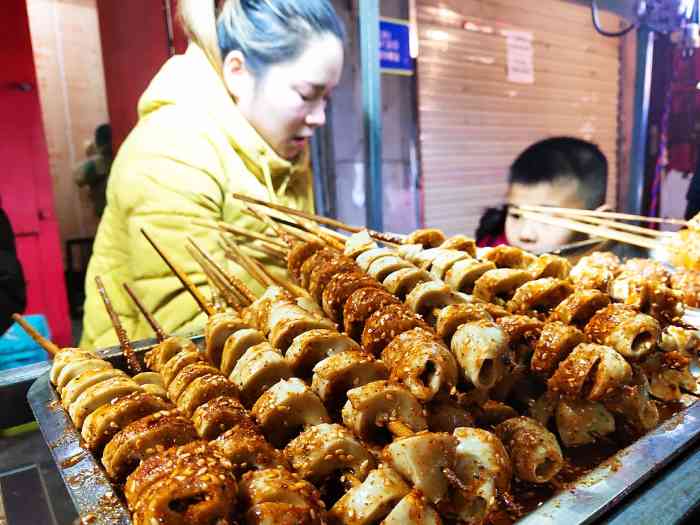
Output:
left=505, top=179, right=585, bottom=254
left=226, top=33, right=344, bottom=160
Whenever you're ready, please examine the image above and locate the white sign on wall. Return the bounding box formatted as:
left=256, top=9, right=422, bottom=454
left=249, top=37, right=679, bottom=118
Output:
left=503, top=30, right=535, bottom=84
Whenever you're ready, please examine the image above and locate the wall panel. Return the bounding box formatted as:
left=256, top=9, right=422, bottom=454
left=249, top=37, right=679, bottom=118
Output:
left=417, top=0, right=623, bottom=236
left=26, top=0, right=109, bottom=246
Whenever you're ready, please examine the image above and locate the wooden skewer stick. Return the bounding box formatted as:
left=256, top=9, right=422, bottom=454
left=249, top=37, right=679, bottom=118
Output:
left=95, top=276, right=142, bottom=373
left=244, top=204, right=304, bottom=246
left=186, top=244, right=244, bottom=310
left=514, top=210, right=660, bottom=250
left=244, top=202, right=347, bottom=253
left=11, top=313, right=60, bottom=357
left=386, top=420, right=415, bottom=438
left=141, top=228, right=216, bottom=316
left=221, top=235, right=307, bottom=298
left=186, top=237, right=252, bottom=306
left=186, top=237, right=257, bottom=304
left=221, top=236, right=275, bottom=288
left=562, top=213, right=671, bottom=238
left=318, top=225, right=350, bottom=243
left=240, top=206, right=351, bottom=249
left=212, top=244, right=260, bottom=304
left=515, top=205, right=671, bottom=239
left=245, top=240, right=289, bottom=262
left=193, top=219, right=288, bottom=250
left=122, top=283, right=167, bottom=343
left=385, top=419, right=466, bottom=492
left=547, top=237, right=606, bottom=255
left=232, top=192, right=405, bottom=245
left=235, top=192, right=362, bottom=232
left=515, top=204, right=689, bottom=226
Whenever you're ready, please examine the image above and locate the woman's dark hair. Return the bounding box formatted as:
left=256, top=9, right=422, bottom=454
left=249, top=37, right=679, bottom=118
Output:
left=509, top=137, right=608, bottom=209
left=180, top=0, right=345, bottom=77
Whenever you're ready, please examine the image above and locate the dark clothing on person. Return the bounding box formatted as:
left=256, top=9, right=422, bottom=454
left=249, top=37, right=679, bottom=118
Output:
left=475, top=206, right=508, bottom=247
left=686, top=172, right=700, bottom=220
left=77, top=157, right=110, bottom=217
left=0, top=208, right=27, bottom=335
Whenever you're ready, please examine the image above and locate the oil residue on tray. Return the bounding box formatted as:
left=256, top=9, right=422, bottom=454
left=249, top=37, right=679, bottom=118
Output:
left=83, top=493, right=125, bottom=524
left=487, top=399, right=688, bottom=524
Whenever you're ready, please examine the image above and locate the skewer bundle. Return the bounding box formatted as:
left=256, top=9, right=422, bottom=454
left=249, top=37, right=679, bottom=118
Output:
left=504, top=204, right=700, bottom=305
left=138, top=233, right=552, bottom=522
left=141, top=232, right=504, bottom=524
left=218, top=196, right=700, bottom=517
left=18, top=192, right=700, bottom=525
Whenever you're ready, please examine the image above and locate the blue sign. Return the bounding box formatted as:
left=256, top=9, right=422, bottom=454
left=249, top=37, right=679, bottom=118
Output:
left=380, top=18, right=413, bottom=75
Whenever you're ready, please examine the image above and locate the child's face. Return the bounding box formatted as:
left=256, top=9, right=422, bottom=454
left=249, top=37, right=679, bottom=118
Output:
left=505, top=179, right=585, bottom=254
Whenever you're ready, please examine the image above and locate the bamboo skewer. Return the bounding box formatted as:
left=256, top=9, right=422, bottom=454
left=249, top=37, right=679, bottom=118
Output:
left=141, top=228, right=216, bottom=316
left=122, top=283, right=167, bottom=343
left=221, top=236, right=275, bottom=288
left=186, top=237, right=254, bottom=306
left=246, top=240, right=290, bottom=261
left=513, top=210, right=660, bottom=250
left=515, top=204, right=689, bottom=226
left=95, top=276, right=142, bottom=373
left=548, top=237, right=607, bottom=255
left=11, top=313, right=60, bottom=357
left=246, top=205, right=303, bottom=248
left=186, top=237, right=257, bottom=305
left=513, top=205, right=671, bottom=239
left=186, top=244, right=243, bottom=310
left=204, top=249, right=260, bottom=305
left=234, top=192, right=362, bottom=232
left=570, top=214, right=671, bottom=238
left=193, top=219, right=288, bottom=250
left=244, top=202, right=335, bottom=248
left=221, top=235, right=308, bottom=298
left=232, top=193, right=405, bottom=245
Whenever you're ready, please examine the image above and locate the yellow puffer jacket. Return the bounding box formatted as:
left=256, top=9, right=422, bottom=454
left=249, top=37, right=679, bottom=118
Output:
left=80, top=44, right=314, bottom=350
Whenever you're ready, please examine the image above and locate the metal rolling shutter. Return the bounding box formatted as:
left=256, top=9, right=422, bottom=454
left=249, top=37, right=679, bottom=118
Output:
left=416, top=0, right=622, bottom=236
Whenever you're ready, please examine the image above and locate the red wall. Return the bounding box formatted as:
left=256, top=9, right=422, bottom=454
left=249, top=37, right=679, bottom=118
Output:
left=97, top=0, right=188, bottom=151
left=1, top=0, right=71, bottom=346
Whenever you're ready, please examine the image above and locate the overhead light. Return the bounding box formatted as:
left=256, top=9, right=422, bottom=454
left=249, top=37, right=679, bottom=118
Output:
left=426, top=29, right=450, bottom=41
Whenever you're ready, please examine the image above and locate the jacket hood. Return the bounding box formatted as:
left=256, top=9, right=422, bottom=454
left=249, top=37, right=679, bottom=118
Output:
left=137, top=44, right=308, bottom=191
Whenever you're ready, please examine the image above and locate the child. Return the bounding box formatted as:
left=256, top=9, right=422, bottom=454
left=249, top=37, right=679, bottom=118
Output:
left=476, top=137, right=608, bottom=254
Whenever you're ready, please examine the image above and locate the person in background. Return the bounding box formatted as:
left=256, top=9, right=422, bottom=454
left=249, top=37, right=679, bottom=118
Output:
left=685, top=144, right=700, bottom=221
left=81, top=0, right=345, bottom=349
left=0, top=208, right=27, bottom=335
left=75, top=124, right=113, bottom=218
left=476, top=137, right=608, bottom=254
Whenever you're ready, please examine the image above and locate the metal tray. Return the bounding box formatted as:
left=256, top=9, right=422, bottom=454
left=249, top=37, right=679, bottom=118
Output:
left=27, top=336, right=700, bottom=525
left=26, top=336, right=202, bottom=525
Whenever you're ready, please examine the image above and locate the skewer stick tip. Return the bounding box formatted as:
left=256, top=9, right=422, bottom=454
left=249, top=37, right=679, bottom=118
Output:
left=122, top=283, right=168, bottom=342
left=11, top=313, right=60, bottom=356
left=140, top=228, right=217, bottom=317
left=95, top=276, right=142, bottom=373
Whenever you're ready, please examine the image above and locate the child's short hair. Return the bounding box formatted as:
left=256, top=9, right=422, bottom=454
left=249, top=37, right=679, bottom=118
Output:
left=509, top=137, right=608, bottom=209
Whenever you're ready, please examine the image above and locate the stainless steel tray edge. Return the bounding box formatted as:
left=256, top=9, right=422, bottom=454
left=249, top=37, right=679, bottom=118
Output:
left=25, top=334, right=700, bottom=525
left=517, top=396, right=700, bottom=524
left=25, top=336, right=204, bottom=525
left=28, top=373, right=131, bottom=525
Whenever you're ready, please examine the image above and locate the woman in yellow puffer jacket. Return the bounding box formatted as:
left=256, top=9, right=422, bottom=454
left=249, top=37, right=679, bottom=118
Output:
left=81, top=0, right=345, bottom=349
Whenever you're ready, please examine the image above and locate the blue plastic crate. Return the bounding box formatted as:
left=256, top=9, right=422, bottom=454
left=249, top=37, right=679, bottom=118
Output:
left=0, top=315, right=50, bottom=371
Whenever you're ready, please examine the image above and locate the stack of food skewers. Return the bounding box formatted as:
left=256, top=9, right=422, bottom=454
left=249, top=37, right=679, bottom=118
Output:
left=19, top=194, right=700, bottom=525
